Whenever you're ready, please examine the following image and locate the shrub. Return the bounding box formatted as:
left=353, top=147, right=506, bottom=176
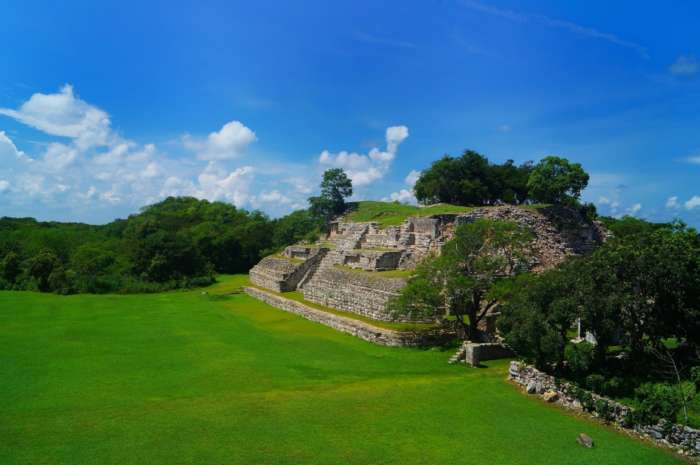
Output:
left=584, top=374, right=605, bottom=394
left=594, top=399, right=615, bottom=423
left=634, top=383, right=682, bottom=425
left=564, top=342, right=595, bottom=378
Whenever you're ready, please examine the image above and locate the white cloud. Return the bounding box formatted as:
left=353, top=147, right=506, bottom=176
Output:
left=0, top=180, right=9, bottom=193
left=626, top=203, right=642, bottom=216
left=319, top=125, right=409, bottom=187
left=183, top=120, right=256, bottom=161
left=405, top=169, right=421, bottom=187
left=384, top=169, right=421, bottom=204
left=257, top=190, right=292, bottom=205
left=685, top=196, right=700, bottom=210
left=666, top=196, right=679, bottom=209
left=0, top=84, right=112, bottom=149
left=459, top=0, right=648, bottom=59
left=597, top=196, right=611, bottom=205
left=685, top=155, right=700, bottom=165
left=385, top=189, right=415, bottom=204
left=670, top=55, right=699, bottom=77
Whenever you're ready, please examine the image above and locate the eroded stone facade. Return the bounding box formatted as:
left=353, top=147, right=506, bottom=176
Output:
left=249, top=205, right=607, bottom=324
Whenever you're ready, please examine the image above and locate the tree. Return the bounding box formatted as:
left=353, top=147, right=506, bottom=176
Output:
left=390, top=219, right=533, bottom=340
left=0, top=251, right=21, bottom=285
left=271, top=210, right=320, bottom=250
left=26, top=250, right=63, bottom=292
left=527, top=156, right=589, bottom=205
left=499, top=263, right=582, bottom=370
left=414, top=151, right=534, bottom=206
left=308, top=169, right=353, bottom=224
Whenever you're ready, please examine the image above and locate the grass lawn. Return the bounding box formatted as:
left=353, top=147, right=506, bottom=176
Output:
left=344, top=201, right=474, bottom=228
left=0, top=275, right=681, bottom=465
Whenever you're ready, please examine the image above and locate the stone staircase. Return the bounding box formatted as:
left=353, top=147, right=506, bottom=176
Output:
left=448, top=343, right=467, bottom=364
left=334, top=223, right=369, bottom=251
left=296, top=249, right=329, bottom=290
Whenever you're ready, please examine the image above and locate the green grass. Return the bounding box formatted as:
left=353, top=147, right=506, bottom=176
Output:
left=0, top=275, right=682, bottom=465
left=345, top=201, right=474, bottom=228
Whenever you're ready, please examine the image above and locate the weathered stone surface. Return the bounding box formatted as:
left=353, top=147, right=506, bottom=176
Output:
left=463, top=342, right=514, bottom=367
left=250, top=205, right=608, bottom=326
left=244, top=286, right=452, bottom=347
left=577, top=433, right=594, bottom=448
left=302, top=267, right=417, bottom=322
left=543, top=390, right=559, bottom=403
left=250, top=248, right=327, bottom=292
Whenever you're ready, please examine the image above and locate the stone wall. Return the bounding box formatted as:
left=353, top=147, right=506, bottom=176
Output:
left=509, top=361, right=700, bottom=458
left=244, top=286, right=452, bottom=347
left=302, top=268, right=420, bottom=322
left=341, top=250, right=403, bottom=271
left=463, top=342, right=514, bottom=367
left=250, top=248, right=326, bottom=292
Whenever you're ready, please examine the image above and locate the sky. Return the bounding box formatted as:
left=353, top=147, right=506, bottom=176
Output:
left=1, top=0, right=699, bottom=225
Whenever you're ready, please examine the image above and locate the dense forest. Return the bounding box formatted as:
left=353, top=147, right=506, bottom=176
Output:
left=0, top=197, right=320, bottom=294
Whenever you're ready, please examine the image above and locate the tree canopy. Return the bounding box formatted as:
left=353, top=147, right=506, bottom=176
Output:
left=414, top=151, right=533, bottom=206
left=0, top=197, right=319, bottom=294
left=389, top=219, right=533, bottom=339
left=526, top=156, right=589, bottom=205
left=308, top=168, right=353, bottom=224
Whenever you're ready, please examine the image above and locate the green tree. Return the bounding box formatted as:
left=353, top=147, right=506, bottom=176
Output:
left=309, top=169, right=353, bottom=224
left=26, top=250, right=64, bottom=292
left=0, top=251, right=21, bottom=286
left=499, top=263, right=582, bottom=370
left=390, top=219, right=532, bottom=340
left=527, top=156, right=589, bottom=204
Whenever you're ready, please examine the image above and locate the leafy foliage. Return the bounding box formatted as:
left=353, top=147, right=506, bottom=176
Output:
left=0, top=197, right=318, bottom=294
left=526, top=156, right=589, bottom=205
left=414, top=151, right=533, bottom=206
left=390, top=219, right=532, bottom=339
left=309, top=168, right=353, bottom=225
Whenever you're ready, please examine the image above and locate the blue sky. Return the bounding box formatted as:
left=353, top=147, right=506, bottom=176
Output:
left=1, top=0, right=699, bottom=225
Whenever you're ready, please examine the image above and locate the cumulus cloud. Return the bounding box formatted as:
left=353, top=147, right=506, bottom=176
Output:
left=386, top=189, right=415, bottom=203
left=686, top=196, right=700, bottom=210
left=0, top=84, right=112, bottom=149
left=183, top=120, right=256, bottom=160
left=256, top=190, right=292, bottom=205
left=319, top=125, right=409, bottom=187
left=666, top=196, right=680, bottom=209
left=0, top=85, right=268, bottom=219
left=405, top=169, right=421, bottom=187
left=384, top=168, right=421, bottom=204
left=626, top=203, right=642, bottom=216
left=670, top=55, right=699, bottom=77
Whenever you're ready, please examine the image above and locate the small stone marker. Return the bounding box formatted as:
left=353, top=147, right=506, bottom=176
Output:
left=577, top=433, right=594, bottom=448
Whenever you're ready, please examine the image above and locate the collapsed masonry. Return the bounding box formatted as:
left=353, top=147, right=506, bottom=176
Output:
left=250, top=205, right=608, bottom=324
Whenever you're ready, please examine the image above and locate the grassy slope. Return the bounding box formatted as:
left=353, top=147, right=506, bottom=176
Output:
left=345, top=201, right=473, bottom=228
left=0, top=275, right=681, bottom=465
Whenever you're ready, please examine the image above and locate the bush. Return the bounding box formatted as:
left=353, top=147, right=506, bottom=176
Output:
left=564, top=342, right=595, bottom=378
left=585, top=374, right=605, bottom=394
left=634, top=383, right=682, bottom=425
left=594, top=399, right=615, bottom=423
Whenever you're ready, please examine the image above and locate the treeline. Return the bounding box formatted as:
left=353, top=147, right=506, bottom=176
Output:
left=0, top=197, right=320, bottom=294
left=414, top=151, right=589, bottom=207
left=499, top=216, right=700, bottom=426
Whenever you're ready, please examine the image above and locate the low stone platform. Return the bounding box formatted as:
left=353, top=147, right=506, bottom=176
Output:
left=244, top=286, right=452, bottom=347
